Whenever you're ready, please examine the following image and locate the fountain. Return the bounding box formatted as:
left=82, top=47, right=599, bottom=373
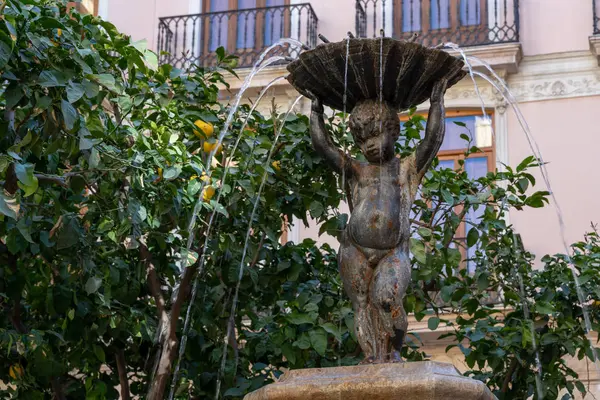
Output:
left=244, top=36, right=496, bottom=400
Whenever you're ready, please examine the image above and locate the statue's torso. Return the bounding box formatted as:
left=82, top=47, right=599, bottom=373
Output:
left=347, top=156, right=419, bottom=251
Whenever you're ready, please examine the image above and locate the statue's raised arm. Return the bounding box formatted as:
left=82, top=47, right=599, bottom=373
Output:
left=308, top=93, right=353, bottom=175
left=415, top=79, right=448, bottom=176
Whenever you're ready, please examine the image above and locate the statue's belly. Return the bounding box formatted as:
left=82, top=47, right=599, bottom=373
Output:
left=348, top=190, right=404, bottom=249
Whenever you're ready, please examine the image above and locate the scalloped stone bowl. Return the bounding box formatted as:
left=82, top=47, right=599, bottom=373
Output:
left=286, top=37, right=467, bottom=112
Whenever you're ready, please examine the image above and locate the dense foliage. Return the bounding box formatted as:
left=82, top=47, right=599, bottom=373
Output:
left=0, top=1, right=352, bottom=399
left=1, top=1, right=599, bottom=400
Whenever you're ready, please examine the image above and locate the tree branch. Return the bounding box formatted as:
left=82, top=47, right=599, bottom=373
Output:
left=501, top=357, right=519, bottom=393
left=115, top=348, right=131, bottom=400
left=146, top=243, right=203, bottom=400
left=140, top=243, right=168, bottom=328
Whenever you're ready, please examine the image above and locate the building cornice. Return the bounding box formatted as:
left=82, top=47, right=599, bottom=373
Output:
left=507, top=50, right=600, bottom=103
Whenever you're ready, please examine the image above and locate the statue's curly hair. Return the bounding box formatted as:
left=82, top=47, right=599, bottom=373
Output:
left=348, top=99, right=400, bottom=142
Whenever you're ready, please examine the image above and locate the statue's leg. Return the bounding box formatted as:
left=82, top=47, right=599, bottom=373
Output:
left=369, top=248, right=411, bottom=362
left=338, top=240, right=375, bottom=362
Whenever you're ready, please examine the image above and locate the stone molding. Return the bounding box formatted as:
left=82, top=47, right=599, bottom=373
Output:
left=507, top=50, right=600, bottom=103
left=446, top=42, right=522, bottom=74
left=589, top=35, right=600, bottom=66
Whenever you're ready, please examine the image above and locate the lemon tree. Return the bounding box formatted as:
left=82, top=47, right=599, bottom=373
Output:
left=1, top=2, right=599, bottom=400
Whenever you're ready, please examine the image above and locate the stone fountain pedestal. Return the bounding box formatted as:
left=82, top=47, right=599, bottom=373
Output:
left=244, top=361, right=496, bottom=400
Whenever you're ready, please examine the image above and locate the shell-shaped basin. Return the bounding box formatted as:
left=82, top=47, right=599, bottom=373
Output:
left=286, top=37, right=467, bottom=112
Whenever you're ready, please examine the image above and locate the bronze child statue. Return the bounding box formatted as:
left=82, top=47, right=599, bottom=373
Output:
left=308, top=78, right=448, bottom=363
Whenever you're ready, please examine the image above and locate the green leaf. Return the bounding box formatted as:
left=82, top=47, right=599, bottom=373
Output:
left=17, top=219, right=35, bottom=244
left=38, top=70, right=66, bottom=87
left=321, top=322, right=342, bottom=341
left=56, top=217, right=80, bottom=250
left=410, top=238, right=427, bottom=264
left=286, top=122, right=308, bottom=133
left=5, top=85, right=23, bottom=109
left=541, top=333, right=559, bottom=345
left=293, top=333, right=311, bottom=349
left=476, top=273, right=489, bottom=291
left=281, top=343, right=296, bottom=365
left=89, top=148, right=100, bottom=169
left=131, top=39, right=148, bottom=52
left=78, top=127, right=94, bottom=150
left=144, top=50, right=158, bottom=71
left=92, top=344, right=106, bottom=363
left=88, top=74, right=120, bottom=93
left=309, top=201, right=324, bottom=218
left=286, top=312, right=315, bottom=325
left=453, top=121, right=467, bottom=127
left=163, top=166, right=181, bottom=181
left=85, top=277, right=103, bottom=295
left=61, top=100, right=78, bottom=130
left=0, top=40, right=12, bottom=69
left=309, top=328, right=328, bottom=356
left=66, top=81, right=85, bottom=103
left=15, top=163, right=38, bottom=197
left=418, top=227, right=432, bottom=239
left=575, top=380, right=586, bottom=395
left=128, top=198, right=147, bottom=224
left=0, top=190, right=19, bottom=219
left=466, top=228, right=479, bottom=247
left=517, top=155, right=536, bottom=172
left=428, top=316, right=440, bottom=331
left=535, top=301, right=555, bottom=315
left=516, top=177, right=529, bottom=193
left=441, top=189, right=454, bottom=205
left=83, top=80, right=99, bottom=98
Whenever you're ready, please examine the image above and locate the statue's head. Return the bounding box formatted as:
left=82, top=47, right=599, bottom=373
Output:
left=348, top=99, right=400, bottom=163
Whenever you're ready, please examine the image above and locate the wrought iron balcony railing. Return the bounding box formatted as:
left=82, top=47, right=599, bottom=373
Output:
left=157, top=3, right=317, bottom=69
left=594, top=0, right=600, bottom=34
left=356, top=0, right=519, bottom=47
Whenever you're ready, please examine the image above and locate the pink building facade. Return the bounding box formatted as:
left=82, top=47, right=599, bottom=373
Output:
left=101, top=0, right=600, bottom=394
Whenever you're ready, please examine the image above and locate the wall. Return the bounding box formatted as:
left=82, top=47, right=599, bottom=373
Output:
left=304, top=0, right=356, bottom=42
left=508, top=95, right=600, bottom=258
left=104, top=0, right=195, bottom=50
left=519, top=0, right=592, bottom=56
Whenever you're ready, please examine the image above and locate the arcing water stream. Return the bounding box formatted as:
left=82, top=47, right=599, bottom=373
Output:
left=166, top=29, right=597, bottom=399
left=447, top=42, right=600, bottom=397
left=169, top=38, right=304, bottom=399
left=168, top=75, right=289, bottom=400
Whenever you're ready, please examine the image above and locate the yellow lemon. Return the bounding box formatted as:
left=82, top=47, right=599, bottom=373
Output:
left=153, top=167, right=163, bottom=184
left=9, top=364, right=24, bottom=380
left=203, top=141, right=223, bottom=155
left=194, top=120, right=214, bottom=139
left=57, top=28, right=62, bottom=37
left=272, top=160, right=281, bottom=171
left=202, top=185, right=216, bottom=202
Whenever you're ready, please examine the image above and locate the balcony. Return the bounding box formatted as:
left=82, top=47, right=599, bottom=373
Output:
left=157, top=3, right=317, bottom=69
left=356, top=0, right=522, bottom=72
left=595, top=0, right=600, bottom=34
left=591, top=0, right=600, bottom=64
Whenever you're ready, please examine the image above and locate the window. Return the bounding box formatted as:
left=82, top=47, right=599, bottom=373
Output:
left=205, top=0, right=289, bottom=54
left=394, top=0, right=487, bottom=39
left=402, top=109, right=495, bottom=273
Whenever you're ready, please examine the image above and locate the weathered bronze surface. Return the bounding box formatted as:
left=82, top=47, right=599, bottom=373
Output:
left=244, top=361, right=497, bottom=400
left=286, top=38, right=466, bottom=112
left=286, top=38, right=466, bottom=363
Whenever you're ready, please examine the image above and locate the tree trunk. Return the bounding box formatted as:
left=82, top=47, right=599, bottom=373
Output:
left=145, top=245, right=198, bottom=400
left=116, top=348, right=131, bottom=400
left=147, top=328, right=179, bottom=400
